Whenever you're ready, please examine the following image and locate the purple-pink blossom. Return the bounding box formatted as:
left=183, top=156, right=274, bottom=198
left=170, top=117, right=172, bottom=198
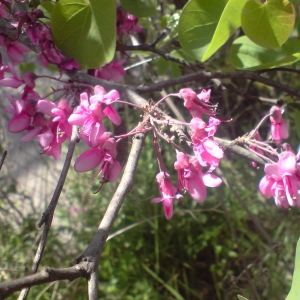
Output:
left=259, top=151, right=300, bottom=209
left=270, top=106, right=288, bottom=143
left=179, top=88, right=218, bottom=118
left=152, top=172, right=183, bottom=220
left=68, top=86, right=121, bottom=147
left=174, top=152, right=222, bottom=202
left=74, top=133, right=121, bottom=184
left=191, top=117, right=224, bottom=170
left=93, top=60, right=126, bottom=82
left=116, top=7, right=143, bottom=37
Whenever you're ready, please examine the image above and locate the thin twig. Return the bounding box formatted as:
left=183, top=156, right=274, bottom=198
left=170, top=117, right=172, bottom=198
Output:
left=74, top=133, right=146, bottom=299
left=0, top=150, right=7, bottom=172
left=37, top=127, right=79, bottom=228
left=136, top=70, right=300, bottom=97
left=17, top=128, right=79, bottom=300
left=0, top=265, right=89, bottom=299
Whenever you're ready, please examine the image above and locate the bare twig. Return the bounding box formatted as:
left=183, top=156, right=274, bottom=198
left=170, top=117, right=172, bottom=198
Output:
left=0, top=265, right=89, bottom=299
left=0, top=150, right=7, bottom=172
left=17, top=128, right=79, bottom=300
left=37, top=127, right=79, bottom=228
left=74, top=133, right=146, bottom=299
left=136, top=70, right=300, bottom=97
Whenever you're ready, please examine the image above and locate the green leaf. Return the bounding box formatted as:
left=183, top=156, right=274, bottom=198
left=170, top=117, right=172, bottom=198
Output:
left=51, top=0, right=116, bottom=69
left=120, top=0, right=157, bottom=17
left=230, top=36, right=300, bottom=70
left=286, top=238, right=300, bottom=299
left=237, top=296, right=249, bottom=300
left=38, top=1, right=55, bottom=25
left=178, top=0, right=228, bottom=61
left=294, top=110, right=300, bottom=140
left=202, top=0, right=247, bottom=62
left=241, top=0, right=295, bottom=48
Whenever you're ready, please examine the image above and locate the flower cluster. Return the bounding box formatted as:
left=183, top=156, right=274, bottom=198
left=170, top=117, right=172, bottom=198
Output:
left=151, top=88, right=223, bottom=219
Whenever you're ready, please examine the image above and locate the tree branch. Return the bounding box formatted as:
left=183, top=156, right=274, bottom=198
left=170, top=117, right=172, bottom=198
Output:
left=0, top=264, right=89, bottom=299
left=75, top=133, right=146, bottom=299
left=136, top=70, right=300, bottom=97
left=16, top=129, right=79, bottom=300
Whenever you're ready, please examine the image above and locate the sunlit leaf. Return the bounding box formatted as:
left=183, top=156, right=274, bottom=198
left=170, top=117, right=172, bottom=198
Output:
left=120, top=0, right=157, bottom=17
left=241, top=0, right=295, bottom=48
left=286, top=238, right=300, bottom=299
left=230, top=36, right=300, bottom=70
left=202, top=0, right=247, bottom=62
left=51, top=0, right=116, bottom=69
left=178, top=0, right=228, bottom=61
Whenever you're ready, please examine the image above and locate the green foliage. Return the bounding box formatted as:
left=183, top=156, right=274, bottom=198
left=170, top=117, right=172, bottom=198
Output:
left=286, top=239, right=300, bottom=299
left=38, top=1, right=55, bottom=25
left=178, top=0, right=228, bottom=61
left=201, top=0, right=247, bottom=62
left=241, top=0, right=295, bottom=48
left=51, top=0, right=116, bottom=69
left=120, top=0, right=157, bottom=17
left=230, top=36, right=300, bottom=70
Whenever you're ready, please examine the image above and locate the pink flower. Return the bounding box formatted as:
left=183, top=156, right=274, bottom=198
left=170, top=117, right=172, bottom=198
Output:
left=37, top=99, right=73, bottom=144
left=270, top=106, right=288, bottom=143
left=4, top=94, right=32, bottom=133
left=94, top=60, right=126, bottom=82
left=174, top=152, right=222, bottom=202
left=116, top=7, right=143, bottom=36
left=0, top=35, right=30, bottom=63
left=0, top=63, right=23, bottom=88
left=259, top=151, right=300, bottom=208
left=68, top=86, right=121, bottom=147
left=36, top=99, right=73, bottom=159
left=74, top=133, right=121, bottom=183
left=179, top=88, right=218, bottom=118
left=191, top=117, right=224, bottom=170
left=152, top=172, right=183, bottom=220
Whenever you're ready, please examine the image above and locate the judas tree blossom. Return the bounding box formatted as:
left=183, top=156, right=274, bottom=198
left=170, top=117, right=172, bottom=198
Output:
left=152, top=172, right=183, bottom=220
left=191, top=117, right=224, bottom=170
left=174, top=152, right=222, bottom=202
left=259, top=151, right=300, bottom=209
left=179, top=88, right=218, bottom=118
left=0, top=35, right=30, bottom=63
left=93, top=59, right=126, bottom=82
left=116, top=7, right=143, bottom=37
left=4, top=95, right=31, bottom=133
left=74, top=133, right=121, bottom=184
left=37, top=99, right=73, bottom=144
left=35, top=99, right=73, bottom=160
left=270, top=106, right=288, bottom=143
left=68, top=86, right=121, bottom=147
left=0, top=63, right=36, bottom=89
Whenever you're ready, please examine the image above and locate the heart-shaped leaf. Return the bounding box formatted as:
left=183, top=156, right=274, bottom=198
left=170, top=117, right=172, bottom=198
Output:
left=178, top=0, right=228, bottom=61
left=230, top=36, right=300, bottom=70
left=51, top=0, right=116, bottom=69
left=120, top=0, right=157, bottom=18
left=241, top=0, right=295, bottom=48
left=202, top=0, right=247, bottom=62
